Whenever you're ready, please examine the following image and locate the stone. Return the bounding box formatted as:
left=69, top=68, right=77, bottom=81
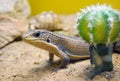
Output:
left=0, top=0, right=30, bottom=19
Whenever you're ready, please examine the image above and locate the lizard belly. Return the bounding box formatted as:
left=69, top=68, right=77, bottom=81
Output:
left=58, top=45, right=90, bottom=60
left=64, top=50, right=90, bottom=60
left=67, top=53, right=90, bottom=60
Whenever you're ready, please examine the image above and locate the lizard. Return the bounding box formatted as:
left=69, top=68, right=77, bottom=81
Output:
left=22, top=29, right=90, bottom=68
left=23, top=29, right=120, bottom=68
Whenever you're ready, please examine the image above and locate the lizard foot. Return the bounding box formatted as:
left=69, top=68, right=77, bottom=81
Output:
left=51, top=51, right=70, bottom=68
left=51, top=58, right=70, bottom=68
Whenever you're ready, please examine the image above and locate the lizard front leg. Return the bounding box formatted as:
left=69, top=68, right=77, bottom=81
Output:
left=52, top=51, right=70, bottom=68
left=49, top=53, right=54, bottom=63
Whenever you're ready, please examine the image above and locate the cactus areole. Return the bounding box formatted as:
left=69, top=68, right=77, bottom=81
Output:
left=77, top=5, right=120, bottom=44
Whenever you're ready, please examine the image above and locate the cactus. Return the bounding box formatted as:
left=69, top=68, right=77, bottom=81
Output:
left=76, top=4, right=120, bottom=79
left=77, top=4, right=120, bottom=44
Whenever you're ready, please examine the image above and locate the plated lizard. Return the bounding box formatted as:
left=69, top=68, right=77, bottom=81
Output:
left=23, top=29, right=90, bottom=68
left=23, top=29, right=120, bottom=68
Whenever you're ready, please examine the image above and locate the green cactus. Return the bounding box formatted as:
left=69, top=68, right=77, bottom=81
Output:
left=77, top=5, right=120, bottom=43
left=77, top=4, right=120, bottom=79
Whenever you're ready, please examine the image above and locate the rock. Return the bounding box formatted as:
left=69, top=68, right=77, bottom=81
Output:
left=0, top=0, right=30, bottom=19
left=0, top=16, right=28, bottom=48
left=56, top=14, right=78, bottom=36
left=92, top=75, right=107, bottom=81
left=0, top=51, right=2, bottom=56
left=28, top=11, right=65, bottom=31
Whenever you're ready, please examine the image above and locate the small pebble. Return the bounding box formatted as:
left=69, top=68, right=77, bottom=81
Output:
left=102, top=71, right=115, bottom=79
left=0, top=59, right=3, bottom=62
left=34, top=62, right=39, bottom=65
left=0, top=51, right=3, bottom=56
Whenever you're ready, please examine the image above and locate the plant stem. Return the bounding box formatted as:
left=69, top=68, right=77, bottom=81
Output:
left=89, top=43, right=113, bottom=79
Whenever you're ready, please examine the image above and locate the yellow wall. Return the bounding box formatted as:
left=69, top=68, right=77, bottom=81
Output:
left=28, top=0, right=120, bottom=16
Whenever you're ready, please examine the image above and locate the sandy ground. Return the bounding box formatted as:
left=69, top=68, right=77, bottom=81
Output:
left=0, top=14, right=120, bottom=81
left=0, top=41, right=120, bottom=81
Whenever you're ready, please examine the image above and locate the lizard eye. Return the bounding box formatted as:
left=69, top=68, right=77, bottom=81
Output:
left=46, top=38, right=51, bottom=43
left=33, top=32, right=40, bottom=37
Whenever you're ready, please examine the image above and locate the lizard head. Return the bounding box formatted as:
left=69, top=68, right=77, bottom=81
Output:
left=23, top=29, right=51, bottom=43
left=22, top=29, right=57, bottom=51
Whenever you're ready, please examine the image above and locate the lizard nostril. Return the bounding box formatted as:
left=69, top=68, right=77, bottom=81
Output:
left=23, top=34, right=28, bottom=38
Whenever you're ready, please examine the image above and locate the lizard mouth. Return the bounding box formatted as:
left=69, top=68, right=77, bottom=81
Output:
left=23, top=37, right=47, bottom=43
left=23, top=37, right=44, bottom=41
left=23, top=37, right=54, bottom=50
